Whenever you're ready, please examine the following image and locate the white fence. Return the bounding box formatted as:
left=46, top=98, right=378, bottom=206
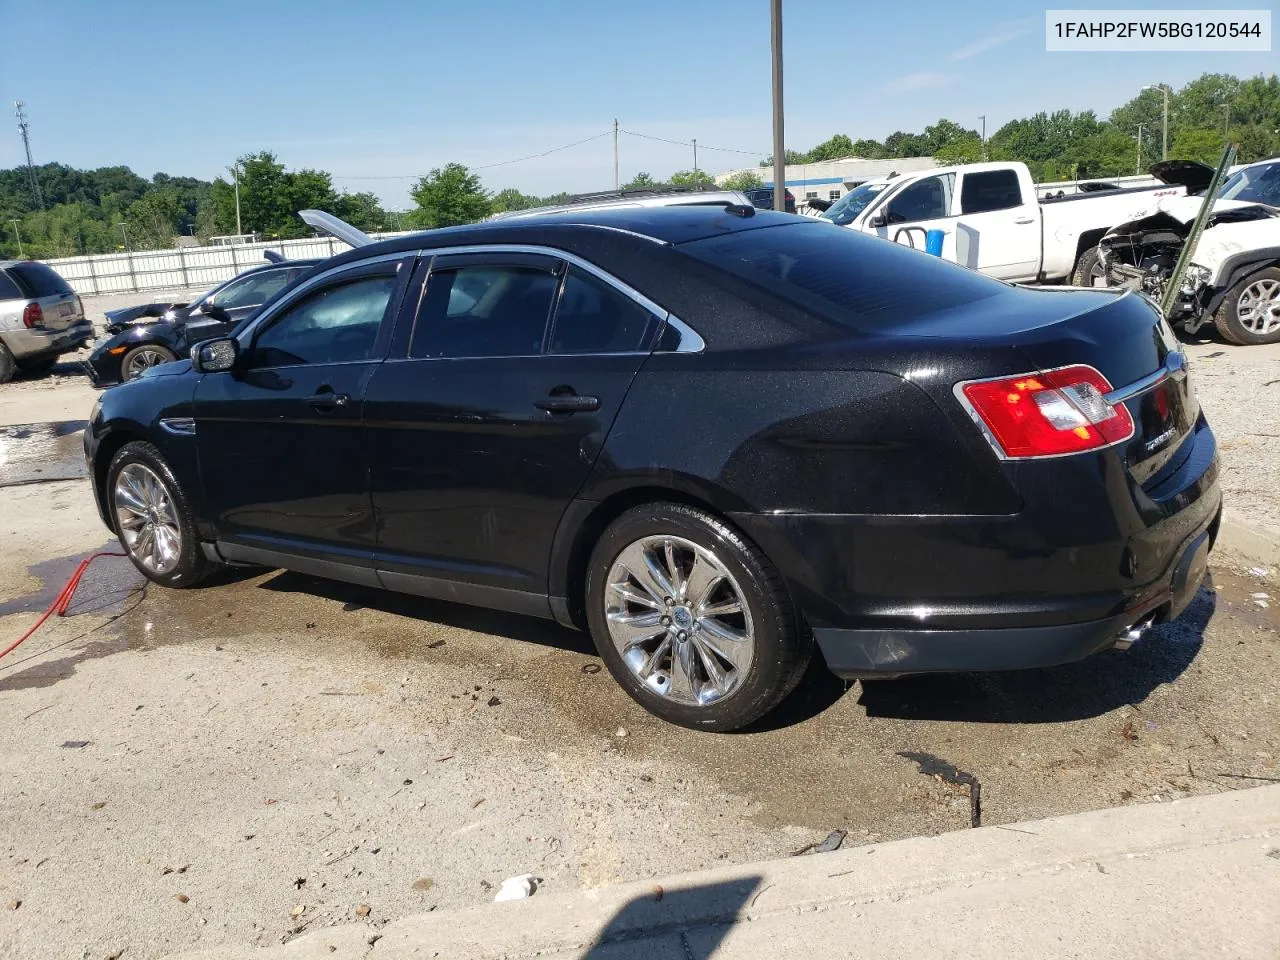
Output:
left=40, top=232, right=415, bottom=297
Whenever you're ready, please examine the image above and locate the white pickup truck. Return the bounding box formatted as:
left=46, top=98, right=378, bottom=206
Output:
left=819, top=160, right=1192, bottom=285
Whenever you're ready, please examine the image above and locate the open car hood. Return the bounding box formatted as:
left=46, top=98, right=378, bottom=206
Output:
left=1149, top=160, right=1216, bottom=194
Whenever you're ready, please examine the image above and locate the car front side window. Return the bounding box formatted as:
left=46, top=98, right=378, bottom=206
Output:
left=884, top=174, right=956, bottom=224
left=247, top=275, right=396, bottom=368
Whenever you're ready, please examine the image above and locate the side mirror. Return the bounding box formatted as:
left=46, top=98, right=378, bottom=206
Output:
left=869, top=212, right=888, bottom=228
left=202, top=303, right=231, bottom=323
left=193, top=336, right=239, bottom=374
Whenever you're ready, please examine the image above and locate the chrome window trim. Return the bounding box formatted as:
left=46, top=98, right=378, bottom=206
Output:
left=238, top=251, right=411, bottom=341
left=241, top=243, right=708, bottom=356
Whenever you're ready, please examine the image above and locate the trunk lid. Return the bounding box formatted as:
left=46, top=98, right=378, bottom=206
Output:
left=894, top=286, right=1197, bottom=481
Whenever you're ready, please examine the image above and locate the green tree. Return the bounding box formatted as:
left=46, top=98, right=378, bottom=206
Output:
left=804, top=134, right=856, bottom=162
left=722, top=170, right=764, bottom=190
left=623, top=172, right=657, bottom=190
left=1171, top=128, right=1229, bottom=166
left=334, top=191, right=390, bottom=232
left=883, top=131, right=930, bottom=157
left=408, top=163, right=491, bottom=228
left=758, top=150, right=806, bottom=167
left=934, top=136, right=984, bottom=164
left=850, top=138, right=888, bottom=159
left=669, top=169, right=716, bottom=188
left=491, top=188, right=542, bottom=213
left=126, top=190, right=183, bottom=249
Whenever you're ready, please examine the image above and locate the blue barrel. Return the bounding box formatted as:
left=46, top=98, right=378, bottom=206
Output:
left=925, top=229, right=945, bottom=257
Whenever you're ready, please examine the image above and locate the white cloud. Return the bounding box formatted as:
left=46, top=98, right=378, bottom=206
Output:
left=949, top=25, right=1031, bottom=61
left=883, top=72, right=955, bottom=94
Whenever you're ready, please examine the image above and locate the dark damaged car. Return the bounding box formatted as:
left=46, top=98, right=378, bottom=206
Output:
left=87, top=258, right=320, bottom=385
left=85, top=206, right=1221, bottom=731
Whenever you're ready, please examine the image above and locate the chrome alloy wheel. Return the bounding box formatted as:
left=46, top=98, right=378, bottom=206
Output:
left=123, top=347, right=171, bottom=380
left=113, top=462, right=182, bottom=575
left=604, top=535, right=755, bottom=706
left=1237, top=278, right=1280, bottom=336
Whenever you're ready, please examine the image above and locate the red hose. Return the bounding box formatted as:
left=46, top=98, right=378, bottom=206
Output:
left=0, top=551, right=128, bottom=661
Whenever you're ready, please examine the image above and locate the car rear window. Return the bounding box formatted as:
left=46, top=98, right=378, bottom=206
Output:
left=681, top=222, right=1004, bottom=330
left=9, top=262, right=75, bottom=298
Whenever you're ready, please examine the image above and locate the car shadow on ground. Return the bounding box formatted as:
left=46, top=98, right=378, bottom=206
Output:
left=13, top=357, right=91, bottom=381
left=579, top=875, right=762, bottom=957
left=255, top=569, right=598, bottom=656
left=856, top=579, right=1217, bottom=725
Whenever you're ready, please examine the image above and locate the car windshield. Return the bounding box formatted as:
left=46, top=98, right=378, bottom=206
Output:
left=821, top=181, right=889, bottom=225
left=1218, top=162, right=1280, bottom=208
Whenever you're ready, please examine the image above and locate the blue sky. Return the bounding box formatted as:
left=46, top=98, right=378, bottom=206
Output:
left=2, top=0, right=1275, bottom=207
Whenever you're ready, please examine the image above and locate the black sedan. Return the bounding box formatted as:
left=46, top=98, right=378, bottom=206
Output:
left=84, top=206, right=1221, bottom=731
left=86, top=259, right=320, bottom=385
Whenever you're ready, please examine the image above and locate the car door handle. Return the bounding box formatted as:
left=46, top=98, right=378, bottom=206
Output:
left=534, top=394, right=600, bottom=413
left=1014, top=217, right=1035, bottom=224
left=305, top=391, right=350, bottom=410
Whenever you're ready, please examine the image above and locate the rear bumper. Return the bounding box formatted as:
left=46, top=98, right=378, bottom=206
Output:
left=3, top=319, right=94, bottom=359
left=813, top=504, right=1218, bottom=677
left=731, top=417, right=1222, bottom=678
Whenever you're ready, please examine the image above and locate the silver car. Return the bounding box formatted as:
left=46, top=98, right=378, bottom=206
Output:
left=0, top=260, right=92, bottom=382
left=487, top=187, right=752, bottom=222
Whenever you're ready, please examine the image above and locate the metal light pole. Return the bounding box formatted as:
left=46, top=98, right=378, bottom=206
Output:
left=770, top=0, right=785, bottom=211
left=233, top=163, right=244, bottom=235
left=692, top=138, right=698, bottom=177
left=1136, top=123, right=1147, bottom=174
left=118, top=222, right=131, bottom=253
left=613, top=119, right=619, bottom=190
left=1143, top=84, right=1170, bottom=160
left=8, top=219, right=23, bottom=257
left=978, top=115, right=987, bottom=161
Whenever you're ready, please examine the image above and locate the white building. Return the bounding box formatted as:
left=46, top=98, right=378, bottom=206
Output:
left=718, top=156, right=940, bottom=203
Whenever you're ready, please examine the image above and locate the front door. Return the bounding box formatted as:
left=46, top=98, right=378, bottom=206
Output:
left=364, top=252, right=660, bottom=603
left=870, top=173, right=959, bottom=261
left=194, top=258, right=408, bottom=571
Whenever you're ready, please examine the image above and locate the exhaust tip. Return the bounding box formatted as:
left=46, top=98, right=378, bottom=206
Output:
left=1113, top=616, right=1156, bottom=651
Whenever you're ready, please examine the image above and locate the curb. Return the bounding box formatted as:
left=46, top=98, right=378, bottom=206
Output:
left=167, top=784, right=1280, bottom=960
left=1218, top=513, right=1280, bottom=572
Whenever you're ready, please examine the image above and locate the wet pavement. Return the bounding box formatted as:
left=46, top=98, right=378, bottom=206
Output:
left=0, top=420, right=89, bottom=487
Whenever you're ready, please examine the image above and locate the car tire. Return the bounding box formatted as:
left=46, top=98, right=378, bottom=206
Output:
left=106, top=440, right=214, bottom=589
left=1071, top=246, right=1105, bottom=287
left=0, top=343, right=16, bottom=385
left=584, top=502, right=809, bottom=732
left=1213, top=267, right=1280, bottom=346
left=16, top=356, right=57, bottom=376
left=121, top=344, right=177, bottom=381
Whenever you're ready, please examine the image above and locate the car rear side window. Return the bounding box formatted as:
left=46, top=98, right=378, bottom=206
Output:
left=549, top=267, right=658, bottom=355
left=0, top=270, right=23, bottom=300
left=682, top=222, right=1003, bottom=331
left=8, top=262, right=74, bottom=298
left=412, top=265, right=558, bottom=359
left=961, top=170, right=1024, bottom=214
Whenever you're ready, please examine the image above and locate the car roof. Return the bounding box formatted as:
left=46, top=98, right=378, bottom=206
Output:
left=487, top=188, right=749, bottom=222
left=324, top=205, right=807, bottom=271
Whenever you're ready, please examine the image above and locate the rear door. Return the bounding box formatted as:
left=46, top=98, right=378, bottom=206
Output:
left=953, top=168, right=1040, bottom=281
left=364, top=251, right=661, bottom=602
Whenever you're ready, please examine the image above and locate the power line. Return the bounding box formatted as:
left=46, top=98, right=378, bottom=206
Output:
left=620, top=129, right=764, bottom=157
left=332, top=129, right=613, bottom=181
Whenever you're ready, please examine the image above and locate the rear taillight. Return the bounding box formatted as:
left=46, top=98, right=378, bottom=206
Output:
left=22, top=302, right=42, bottom=329
left=957, top=364, right=1134, bottom=459
left=74, top=296, right=84, bottom=317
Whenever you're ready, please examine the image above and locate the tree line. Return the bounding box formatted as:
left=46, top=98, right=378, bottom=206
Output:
left=3, top=71, right=1276, bottom=258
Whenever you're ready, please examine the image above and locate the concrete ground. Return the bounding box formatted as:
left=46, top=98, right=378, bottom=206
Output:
left=165, top=784, right=1280, bottom=960
left=0, top=291, right=1278, bottom=960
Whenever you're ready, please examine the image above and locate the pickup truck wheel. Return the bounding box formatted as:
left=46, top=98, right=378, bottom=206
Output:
left=1214, top=268, right=1280, bottom=346
left=0, top=344, right=16, bottom=384
left=1071, top=246, right=1106, bottom=287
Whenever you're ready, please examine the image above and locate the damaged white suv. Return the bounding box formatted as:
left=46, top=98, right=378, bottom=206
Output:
left=1098, top=158, right=1280, bottom=345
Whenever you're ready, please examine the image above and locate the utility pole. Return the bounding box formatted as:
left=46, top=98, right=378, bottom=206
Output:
left=118, top=222, right=131, bottom=252
left=230, top=161, right=243, bottom=235
left=14, top=102, right=43, bottom=209
left=692, top=138, right=698, bottom=176
left=8, top=219, right=23, bottom=257
left=1136, top=123, right=1147, bottom=175
left=979, top=115, right=987, bottom=161
left=770, top=0, right=785, bottom=211
left=1222, top=101, right=1230, bottom=138
left=613, top=119, right=619, bottom=191
left=1143, top=84, right=1169, bottom=160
